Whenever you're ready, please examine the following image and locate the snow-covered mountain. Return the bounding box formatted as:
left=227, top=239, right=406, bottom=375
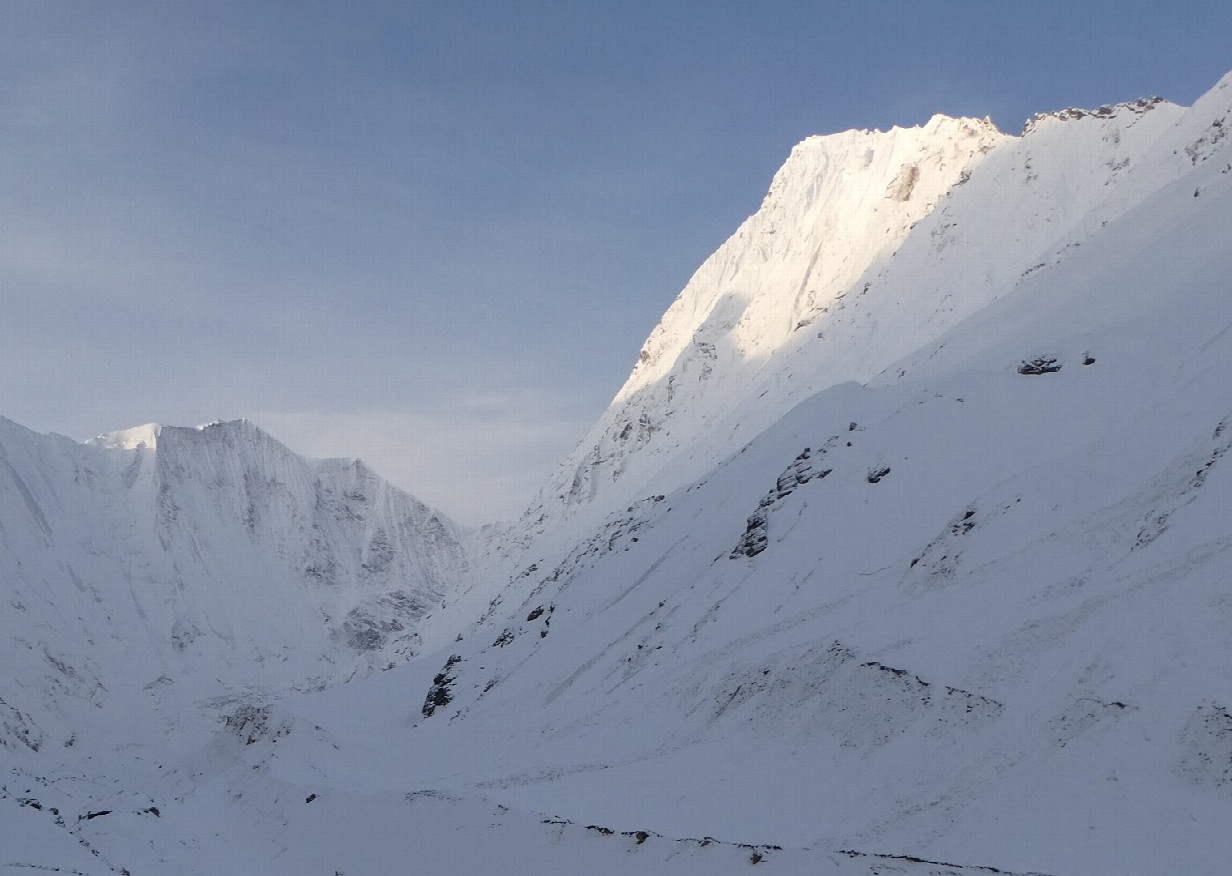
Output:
left=531, top=81, right=1211, bottom=533
left=0, top=417, right=468, bottom=755
left=6, top=71, right=1232, bottom=875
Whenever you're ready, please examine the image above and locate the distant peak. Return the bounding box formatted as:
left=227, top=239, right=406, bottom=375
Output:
left=87, top=418, right=258, bottom=451
left=922, top=112, right=1001, bottom=135
left=1022, top=95, right=1174, bottom=136
left=797, top=113, right=1000, bottom=147
left=89, top=423, right=162, bottom=450
left=193, top=418, right=257, bottom=434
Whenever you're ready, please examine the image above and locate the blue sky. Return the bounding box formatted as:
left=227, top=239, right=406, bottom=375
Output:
left=3, top=1, right=1231, bottom=524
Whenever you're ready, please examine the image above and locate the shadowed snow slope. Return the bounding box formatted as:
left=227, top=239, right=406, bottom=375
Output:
left=6, top=71, right=1232, bottom=876
left=0, top=417, right=468, bottom=754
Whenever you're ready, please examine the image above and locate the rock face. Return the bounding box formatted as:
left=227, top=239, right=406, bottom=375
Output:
left=0, top=417, right=468, bottom=747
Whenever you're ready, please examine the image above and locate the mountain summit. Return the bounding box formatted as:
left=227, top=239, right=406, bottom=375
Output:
left=0, top=416, right=467, bottom=754
left=534, top=87, right=1200, bottom=533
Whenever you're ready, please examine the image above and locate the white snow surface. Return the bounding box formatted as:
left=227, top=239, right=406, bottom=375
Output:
left=6, top=71, right=1232, bottom=875
left=0, top=417, right=468, bottom=755
left=531, top=90, right=1189, bottom=533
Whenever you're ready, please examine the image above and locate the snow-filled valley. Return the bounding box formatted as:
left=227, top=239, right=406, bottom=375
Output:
left=6, top=71, right=1232, bottom=875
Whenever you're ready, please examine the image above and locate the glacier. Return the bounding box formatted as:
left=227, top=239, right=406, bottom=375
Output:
left=5, top=71, right=1232, bottom=874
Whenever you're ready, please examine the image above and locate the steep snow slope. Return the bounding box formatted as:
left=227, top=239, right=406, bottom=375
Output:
left=0, top=417, right=468, bottom=755
left=531, top=88, right=1197, bottom=537
left=292, top=107, right=1232, bottom=875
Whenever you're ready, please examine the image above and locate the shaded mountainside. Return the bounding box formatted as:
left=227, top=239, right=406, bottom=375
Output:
left=6, top=71, right=1232, bottom=875
left=0, top=417, right=468, bottom=753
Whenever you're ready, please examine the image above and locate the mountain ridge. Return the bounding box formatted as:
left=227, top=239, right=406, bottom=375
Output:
left=0, top=414, right=468, bottom=755
left=524, top=80, right=1225, bottom=546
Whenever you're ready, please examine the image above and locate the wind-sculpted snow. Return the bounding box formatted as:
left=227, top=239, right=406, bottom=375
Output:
left=10, top=71, right=1232, bottom=875
left=0, top=417, right=468, bottom=753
